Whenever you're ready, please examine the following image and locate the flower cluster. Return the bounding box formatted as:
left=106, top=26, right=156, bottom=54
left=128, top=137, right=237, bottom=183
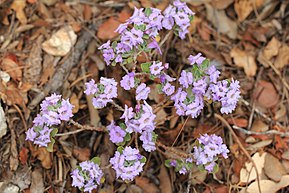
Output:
left=99, top=0, right=194, bottom=66
left=26, top=94, right=73, bottom=147
left=71, top=159, right=104, bottom=193
left=193, top=134, right=229, bottom=173
left=165, top=158, right=193, bottom=175
left=121, top=101, right=157, bottom=152
left=110, top=146, right=146, bottom=181
left=84, top=78, right=118, bottom=109
left=167, top=53, right=240, bottom=117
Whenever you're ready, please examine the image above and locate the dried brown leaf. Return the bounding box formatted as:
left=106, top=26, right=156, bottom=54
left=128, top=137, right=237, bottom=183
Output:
left=97, top=17, right=121, bottom=40
left=274, top=44, right=289, bottom=69
left=70, top=93, right=79, bottom=114
left=230, top=47, right=257, bottom=77
left=263, top=37, right=281, bottom=60
left=158, top=165, right=172, bottom=193
left=252, top=80, right=279, bottom=108
left=72, top=146, right=90, bottom=162
left=36, top=147, right=52, bottom=169
left=10, top=0, right=27, bottom=24
left=206, top=3, right=237, bottom=39
left=135, top=177, right=159, bottom=193
left=19, top=147, right=29, bottom=165
left=30, top=169, right=44, bottom=193
left=1, top=54, right=22, bottom=81
left=245, top=175, right=289, bottom=193
left=234, top=0, right=264, bottom=22
left=42, top=26, right=77, bottom=56
left=24, top=35, right=43, bottom=84
left=264, top=153, right=286, bottom=182
left=211, top=0, right=234, bottom=9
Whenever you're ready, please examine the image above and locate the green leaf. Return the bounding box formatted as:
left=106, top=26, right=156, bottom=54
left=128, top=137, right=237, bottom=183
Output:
left=212, top=163, right=219, bottom=173
left=156, top=84, right=163, bottom=93
left=144, top=8, right=152, bottom=16
left=152, top=132, right=158, bottom=142
left=122, top=53, right=132, bottom=58
left=127, top=57, right=133, bottom=64
left=165, top=159, right=172, bottom=168
left=189, top=15, right=194, bottom=21
left=98, top=84, right=105, bottom=93
left=117, top=146, right=124, bottom=154
left=143, top=34, right=150, bottom=40
left=141, top=62, right=151, bottom=73
left=34, top=126, right=42, bottom=133
left=50, top=128, right=58, bottom=137
left=91, top=157, right=101, bottom=165
left=140, top=156, right=146, bottom=163
left=47, top=138, right=55, bottom=152
left=124, top=133, right=131, bottom=142
left=119, top=122, right=126, bottom=129
left=111, top=61, right=117, bottom=66
left=112, top=41, right=117, bottom=49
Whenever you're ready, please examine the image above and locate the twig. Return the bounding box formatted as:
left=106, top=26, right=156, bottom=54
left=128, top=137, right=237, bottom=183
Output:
left=214, top=113, right=261, bottom=193
left=156, top=140, right=188, bottom=158
left=232, top=125, right=289, bottom=137
left=171, top=117, right=189, bottom=147
left=110, top=101, right=124, bottom=112
left=55, top=119, right=104, bottom=136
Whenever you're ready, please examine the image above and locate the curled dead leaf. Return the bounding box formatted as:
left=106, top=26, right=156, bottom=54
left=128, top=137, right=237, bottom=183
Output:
left=274, top=44, right=289, bottom=69
left=36, top=147, right=52, bottom=169
left=252, top=80, right=279, bottom=109
left=234, top=0, right=264, bottom=22
left=263, top=37, right=281, bottom=60
left=1, top=54, right=22, bottom=81
left=42, top=25, right=77, bottom=56
left=230, top=47, right=257, bottom=77
left=10, top=0, right=27, bottom=24
left=264, top=153, right=286, bottom=182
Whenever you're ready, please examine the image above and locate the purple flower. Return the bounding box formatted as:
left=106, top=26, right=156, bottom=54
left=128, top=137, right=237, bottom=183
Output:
left=150, top=61, right=164, bottom=75
left=99, top=41, right=115, bottom=65
left=188, top=53, right=206, bottom=65
left=120, top=73, right=135, bottom=90
left=115, top=23, right=128, bottom=34
left=140, top=130, right=156, bottom=152
left=71, top=160, right=104, bottom=193
left=120, top=105, right=134, bottom=123
left=171, top=88, right=187, bottom=104
left=148, top=40, right=162, bottom=55
left=110, top=146, right=145, bottom=181
left=193, top=134, right=229, bottom=173
left=127, top=7, right=146, bottom=25
left=192, top=78, right=207, bottom=95
left=26, top=126, right=52, bottom=147
left=185, top=95, right=204, bottom=118
left=162, top=82, right=175, bottom=96
left=84, top=79, right=98, bottom=95
left=136, top=83, right=150, bottom=100
left=58, top=99, right=73, bottom=121
left=170, top=160, right=177, bottom=167
left=107, top=121, right=126, bottom=144
left=121, top=29, right=144, bottom=47
left=40, top=93, right=61, bottom=112
left=147, top=8, right=163, bottom=30
left=206, top=65, right=220, bottom=83
left=179, top=70, right=193, bottom=88
left=42, top=111, right=61, bottom=126
left=175, top=102, right=187, bottom=116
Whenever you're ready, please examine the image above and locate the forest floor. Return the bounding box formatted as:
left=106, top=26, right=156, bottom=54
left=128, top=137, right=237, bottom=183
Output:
left=0, top=0, right=289, bottom=193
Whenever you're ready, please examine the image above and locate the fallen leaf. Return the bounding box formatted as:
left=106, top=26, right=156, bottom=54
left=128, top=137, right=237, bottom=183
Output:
left=230, top=47, right=257, bottom=77
left=252, top=80, right=279, bottom=108
left=0, top=104, right=7, bottom=139
left=97, top=17, right=121, bottom=40
left=274, top=44, right=289, bottom=69
left=205, top=3, right=237, bottom=39
left=36, top=147, right=52, bottom=169
left=1, top=54, right=22, bottom=81
left=30, top=169, right=44, bottom=193
left=211, top=0, right=234, bottom=9
left=263, top=37, right=281, bottom=60
left=264, top=153, right=286, bottom=182
left=42, top=25, right=77, bottom=56
left=19, top=147, right=29, bottom=165
left=158, top=165, right=172, bottom=193
left=234, top=0, right=264, bottom=22
left=72, top=146, right=90, bottom=162
left=135, top=177, right=159, bottom=193
left=70, top=93, right=79, bottom=114
left=40, top=0, right=57, bottom=6
left=24, top=35, right=43, bottom=84
left=246, top=175, right=289, bottom=193
left=10, top=0, right=27, bottom=24
left=251, top=120, right=269, bottom=132
left=239, top=152, right=267, bottom=184
left=226, top=117, right=248, bottom=127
